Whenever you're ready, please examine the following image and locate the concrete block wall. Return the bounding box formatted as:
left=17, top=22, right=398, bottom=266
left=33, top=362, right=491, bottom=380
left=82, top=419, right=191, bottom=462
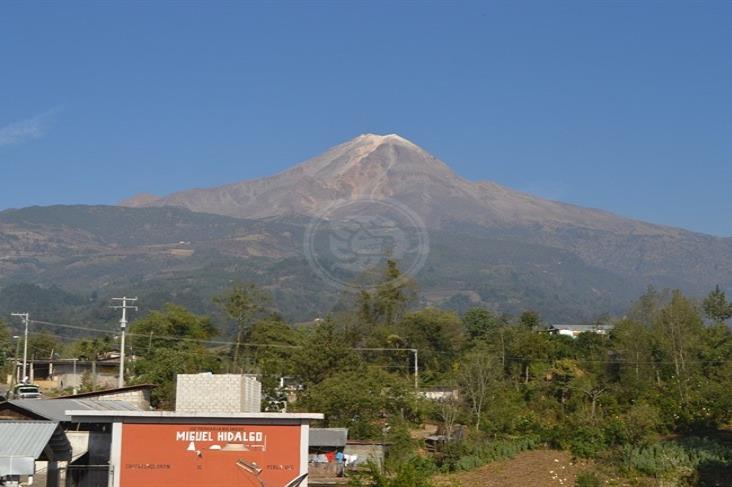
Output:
left=176, top=373, right=262, bottom=413
left=91, top=389, right=151, bottom=410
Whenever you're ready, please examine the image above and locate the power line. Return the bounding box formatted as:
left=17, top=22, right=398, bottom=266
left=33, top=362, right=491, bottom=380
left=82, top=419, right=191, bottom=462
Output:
left=400, top=348, right=729, bottom=365
left=29, top=319, right=392, bottom=353
left=30, top=320, right=113, bottom=335
left=502, top=354, right=729, bottom=365
left=30, top=319, right=301, bottom=349
left=27, top=319, right=730, bottom=367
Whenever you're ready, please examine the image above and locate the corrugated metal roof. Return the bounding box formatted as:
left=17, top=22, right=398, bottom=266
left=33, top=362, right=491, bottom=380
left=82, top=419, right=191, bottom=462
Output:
left=9, top=399, right=141, bottom=422
left=309, top=428, right=348, bottom=447
left=0, top=421, right=57, bottom=458
left=0, top=421, right=58, bottom=476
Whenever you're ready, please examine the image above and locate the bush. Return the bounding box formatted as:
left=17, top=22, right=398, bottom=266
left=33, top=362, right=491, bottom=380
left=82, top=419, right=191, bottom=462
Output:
left=621, top=437, right=732, bottom=482
left=568, top=425, right=607, bottom=459
left=439, top=435, right=540, bottom=472
left=349, top=460, right=436, bottom=487
left=575, top=471, right=601, bottom=487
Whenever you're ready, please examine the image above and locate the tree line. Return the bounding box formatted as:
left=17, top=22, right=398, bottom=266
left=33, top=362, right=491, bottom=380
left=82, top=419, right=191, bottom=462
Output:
left=1, top=261, right=730, bottom=484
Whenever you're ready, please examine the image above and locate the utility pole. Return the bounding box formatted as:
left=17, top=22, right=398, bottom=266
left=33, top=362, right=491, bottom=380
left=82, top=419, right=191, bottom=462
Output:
left=11, top=313, right=29, bottom=383
left=111, top=297, right=138, bottom=388
left=72, top=358, right=78, bottom=395
left=412, top=348, right=419, bottom=391
left=10, top=336, right=20, bottom=387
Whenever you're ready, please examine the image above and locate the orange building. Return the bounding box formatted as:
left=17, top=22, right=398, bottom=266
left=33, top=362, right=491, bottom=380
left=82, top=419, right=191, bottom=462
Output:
left=66, top=410, right=323, bottom=487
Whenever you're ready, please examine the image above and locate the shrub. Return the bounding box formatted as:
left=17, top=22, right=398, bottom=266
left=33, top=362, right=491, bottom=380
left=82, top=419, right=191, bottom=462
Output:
left=568, top=425, right=607, bottom=459
left=621, top=437, right=732, bottom=482
left=575, top=471, right=601, bottom=487
left=439, top=435, right=540, bottom=472
left=349, top=460, right=437, bottom=487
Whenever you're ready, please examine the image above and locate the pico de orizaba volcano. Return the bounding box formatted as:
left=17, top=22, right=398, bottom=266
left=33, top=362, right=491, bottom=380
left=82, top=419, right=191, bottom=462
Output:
left=2, top=134, right=731, bottom=324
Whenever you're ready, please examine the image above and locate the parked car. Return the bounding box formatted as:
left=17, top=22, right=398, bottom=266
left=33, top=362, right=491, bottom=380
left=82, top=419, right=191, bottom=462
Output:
left=9, top=383, right=41, bottom=399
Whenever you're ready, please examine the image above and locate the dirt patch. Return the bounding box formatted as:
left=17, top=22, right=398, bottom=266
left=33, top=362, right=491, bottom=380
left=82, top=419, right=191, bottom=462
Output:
left=434, top=449, right=593, bottom=487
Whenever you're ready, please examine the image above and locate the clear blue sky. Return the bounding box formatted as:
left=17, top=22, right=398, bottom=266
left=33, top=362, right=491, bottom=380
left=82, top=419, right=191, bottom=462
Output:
left=1, top=2, right=730, bottom=236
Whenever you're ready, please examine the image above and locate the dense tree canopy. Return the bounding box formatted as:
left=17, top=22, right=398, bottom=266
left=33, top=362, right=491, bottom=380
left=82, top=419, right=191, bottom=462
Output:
left=703, top=285, right=732, bottom=323
left=15, top=263, right=729, bottom=485
left=128, top=304, right=220, bottom=407
left=214, top=283, right=269, bottom=369
left=0, top=319, right=11, bottom=369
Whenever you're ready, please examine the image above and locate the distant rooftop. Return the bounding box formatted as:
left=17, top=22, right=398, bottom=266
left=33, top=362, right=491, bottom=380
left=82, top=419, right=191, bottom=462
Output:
left=548, top=323, right=614, bottom=331
left=54, top=383, right=155, bottom=400
left=64, top=410, right=324, bottom=424
left=6, top=399, right=142, bottom=422
left=310, top=428, right=348, bottom=448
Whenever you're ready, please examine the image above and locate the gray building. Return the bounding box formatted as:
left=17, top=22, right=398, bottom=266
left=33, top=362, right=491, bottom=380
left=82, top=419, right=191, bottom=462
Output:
left=0, top=399, right=143, bottom=487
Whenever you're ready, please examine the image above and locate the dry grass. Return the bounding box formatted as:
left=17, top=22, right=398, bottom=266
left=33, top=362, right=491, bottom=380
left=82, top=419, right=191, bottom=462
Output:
left=434, top=449, right=594, bottom=487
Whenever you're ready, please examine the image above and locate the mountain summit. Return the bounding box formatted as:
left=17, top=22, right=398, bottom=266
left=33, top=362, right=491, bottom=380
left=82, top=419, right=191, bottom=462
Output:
left=121, top=133, right=732, bottom=295
left=123, top=133, right=459, bottom=219
left=121, top=134, right=647, bottom=230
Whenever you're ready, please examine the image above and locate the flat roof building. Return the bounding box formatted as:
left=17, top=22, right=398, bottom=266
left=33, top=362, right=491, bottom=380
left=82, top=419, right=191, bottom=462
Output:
left=66, top=410, right=324, bottom=487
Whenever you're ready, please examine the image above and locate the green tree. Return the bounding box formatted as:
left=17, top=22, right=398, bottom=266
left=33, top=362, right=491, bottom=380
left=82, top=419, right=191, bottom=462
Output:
left=128, top=304, right=220, bottom=407
left=129, top=304, right=217, bottom=353
left=27, top=331, right=61, bottom=360
left=506, top=326, right=553, bottom=384
left=702, top=285, right=732, bottom=323
left=214, top=283, right=269, bottom=369
left=292, top=318, right=361, bottom=386
left=651, top=290, right=707, bottom=424
left=359, top=260, right=416, bottom=328
left=458, top=344, right=502, bottom=430
left=610, top=319, right=656, bottom=396
left=545, top=358, right=585, bottom=414
left=133, top=345, right=220, bottom=409
left=573, top=330, right=611, bottom=376
left=519, top=310, right=541, bottom=330
left=628, top=285, right=665, bottom=325
left=653, top=290, right=703, bottom=382
left=298, top=367, right=419, bottom=439
left=462, top=307, right=498, bottom=340
left=686, top=322, right=732, bottom=429
left=398, top=308, right=464, bottom=380
left=0, top=319, right=11, bottom=371
left=248, top=316, right=299, bottom=402
left=65, top=336, right=115, bottom=360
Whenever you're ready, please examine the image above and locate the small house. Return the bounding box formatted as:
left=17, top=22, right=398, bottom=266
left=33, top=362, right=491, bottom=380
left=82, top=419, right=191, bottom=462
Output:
left=547, top=323, right=613, bottom=338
